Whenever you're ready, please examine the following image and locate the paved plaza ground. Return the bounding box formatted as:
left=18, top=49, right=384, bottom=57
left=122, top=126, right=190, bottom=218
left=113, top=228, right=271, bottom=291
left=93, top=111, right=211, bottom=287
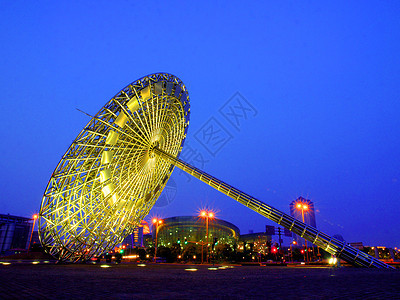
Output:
left=0, top=260, right=399, bottom=299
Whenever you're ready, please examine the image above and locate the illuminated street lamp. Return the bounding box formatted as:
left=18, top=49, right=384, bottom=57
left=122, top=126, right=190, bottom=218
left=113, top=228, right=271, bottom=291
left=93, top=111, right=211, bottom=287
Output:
left=27, top=214, right=38, bottom=254
left=295, top=202, right=309, bottom=263
left=152, top=218, right=163, bottom=263
left=199, top=210, right=214, bottom=263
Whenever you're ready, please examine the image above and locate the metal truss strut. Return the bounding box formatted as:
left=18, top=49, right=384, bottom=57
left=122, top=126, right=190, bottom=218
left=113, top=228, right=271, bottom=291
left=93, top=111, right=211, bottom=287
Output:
left=153, top=147, right=394, bottom=269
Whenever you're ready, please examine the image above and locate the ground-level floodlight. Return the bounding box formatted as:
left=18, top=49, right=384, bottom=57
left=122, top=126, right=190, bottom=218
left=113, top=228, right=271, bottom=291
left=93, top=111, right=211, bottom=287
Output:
left=38, top=73, right=393, bottom=268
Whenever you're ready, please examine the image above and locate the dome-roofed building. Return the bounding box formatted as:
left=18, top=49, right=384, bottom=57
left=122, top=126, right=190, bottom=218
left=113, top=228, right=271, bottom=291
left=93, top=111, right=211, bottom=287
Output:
left=153, top=216, right=240, bottom=248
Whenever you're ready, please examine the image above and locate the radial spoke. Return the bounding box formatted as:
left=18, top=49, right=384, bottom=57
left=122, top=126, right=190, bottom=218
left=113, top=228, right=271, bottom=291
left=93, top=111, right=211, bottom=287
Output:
left=39, top=73, right=190, bottom=262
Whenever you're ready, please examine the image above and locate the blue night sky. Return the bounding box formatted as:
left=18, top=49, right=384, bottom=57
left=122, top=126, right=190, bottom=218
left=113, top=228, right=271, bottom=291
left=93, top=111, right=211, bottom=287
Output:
left=1, top=1, right=399, bottom=247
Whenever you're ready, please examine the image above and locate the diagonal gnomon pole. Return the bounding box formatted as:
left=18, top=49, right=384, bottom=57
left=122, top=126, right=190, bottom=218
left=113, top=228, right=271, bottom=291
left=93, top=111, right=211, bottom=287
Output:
left=153, top=147, right=394, bottom=269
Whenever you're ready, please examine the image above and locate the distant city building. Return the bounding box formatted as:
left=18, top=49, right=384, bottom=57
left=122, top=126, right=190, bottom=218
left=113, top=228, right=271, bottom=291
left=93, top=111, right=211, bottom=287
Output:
left=122, top=220, right=150, bottom=248
left=349, top=242, right=364, bottom=250
left=143, top=233, right=153, bottom=248
left=289, top=197, right=317, bottom=246
left=239, top=232, right=272, bottom=253
left=132, top=226, right=144, bottom=247
left=0, top=214, right=33, bottom=255
left=240, top=232, right=272, bottom=243
left=333, top=234, right=345, bottom=242
left=153, top=216, right=240, bottom=248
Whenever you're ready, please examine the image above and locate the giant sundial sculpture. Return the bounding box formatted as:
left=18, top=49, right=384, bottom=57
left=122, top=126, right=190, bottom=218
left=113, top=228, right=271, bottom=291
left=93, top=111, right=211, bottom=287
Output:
left=39, top=73, right=392, bottom=268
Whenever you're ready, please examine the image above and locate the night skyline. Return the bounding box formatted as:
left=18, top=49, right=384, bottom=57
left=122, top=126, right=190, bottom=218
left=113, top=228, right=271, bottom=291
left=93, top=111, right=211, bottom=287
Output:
left=1, top=2, right=399, bottom=248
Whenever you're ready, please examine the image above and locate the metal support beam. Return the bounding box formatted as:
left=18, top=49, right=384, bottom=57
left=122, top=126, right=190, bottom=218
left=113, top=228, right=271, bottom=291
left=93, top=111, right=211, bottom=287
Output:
left=153, top=147, right=393, bottom=269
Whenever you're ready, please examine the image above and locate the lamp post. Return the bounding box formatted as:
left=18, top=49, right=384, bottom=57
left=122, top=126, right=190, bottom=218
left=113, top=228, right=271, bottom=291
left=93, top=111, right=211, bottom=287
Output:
left=152, top=218, right=163, bottom=263
left=200, top=210, right=214, bottom=263
left=27, top=214, right=38, bottom=254
left=295, top=202, right=309, bottom=263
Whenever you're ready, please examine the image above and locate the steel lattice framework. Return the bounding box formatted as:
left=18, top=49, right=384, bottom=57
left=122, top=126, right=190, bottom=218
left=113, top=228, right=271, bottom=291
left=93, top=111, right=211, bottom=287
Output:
left=39, top=73, right=393, bottom=268
left=39, top=73, right=189, bottom=261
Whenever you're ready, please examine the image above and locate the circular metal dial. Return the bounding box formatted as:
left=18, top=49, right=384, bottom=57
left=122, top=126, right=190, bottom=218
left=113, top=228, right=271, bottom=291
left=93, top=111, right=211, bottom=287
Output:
left=38, top=73, right=190, bottom=261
